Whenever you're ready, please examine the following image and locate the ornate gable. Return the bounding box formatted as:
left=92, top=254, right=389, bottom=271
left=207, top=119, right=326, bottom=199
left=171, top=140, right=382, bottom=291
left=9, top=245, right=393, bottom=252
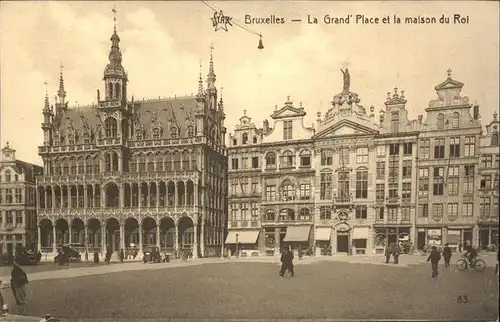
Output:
left=428, top=69, right=470, bottom=108
left=270, top=96, right=306, bottom=119
left=314, top=119, right=379, bottom=139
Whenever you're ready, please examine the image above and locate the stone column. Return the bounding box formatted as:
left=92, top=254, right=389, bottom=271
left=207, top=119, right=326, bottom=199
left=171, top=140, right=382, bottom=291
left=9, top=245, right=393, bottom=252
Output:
left=156, top=182, right=160, bottom=212
left=156, top=224, right=160, bottom=248
left=175, top=223, right=179, bottom=254
left=76, top=187, right=79, bottom=209
left=60, top=188, right=63, bottom=209
left=147, top=183, right=151, bottom=208
left=52, top=187, right=56, bottom=211
left=84, top=224, right=88, bottom=255
left=52, top=225, right=57, bottom=253
left=68, top=225, right=72, bottom=244
left=138, top=184, right=142, bottom=210
left=101, top=225, right=106, bottom=254
left=37, top=225, right=42, bottom=251
left=200, top=218, right=205, bottom=257
left=67, top=185, right=71, bottom=210
left=120, top=183, right=124, bottom=208
left=130, top=185, right=133, bottom=207
left=139, top=225, right=143, bottom=253
left=36, top=187, right=40, bottom=213
left=193, top=222, right=198, bottom=259
left=44, top=188, right=48, bottom=209
left=83, top=185, right=88, bottom=210
left=120, top=224, right=125, bottom=250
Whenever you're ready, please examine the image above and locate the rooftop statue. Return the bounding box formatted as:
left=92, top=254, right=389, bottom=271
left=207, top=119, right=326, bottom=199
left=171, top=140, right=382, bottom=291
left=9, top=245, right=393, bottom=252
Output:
left=341, top=68, right=350, bottom=92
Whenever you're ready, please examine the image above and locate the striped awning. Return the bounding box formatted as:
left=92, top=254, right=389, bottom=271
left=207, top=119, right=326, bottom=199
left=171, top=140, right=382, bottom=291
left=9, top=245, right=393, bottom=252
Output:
left=283, top=226, right=311, bottom=242
left=225, top=230, right=260, bottom=244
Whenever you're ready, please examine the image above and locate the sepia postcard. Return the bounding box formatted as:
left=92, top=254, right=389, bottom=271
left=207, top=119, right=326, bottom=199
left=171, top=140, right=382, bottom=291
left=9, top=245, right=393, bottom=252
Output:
left=0, top=1, right=499, bottom=321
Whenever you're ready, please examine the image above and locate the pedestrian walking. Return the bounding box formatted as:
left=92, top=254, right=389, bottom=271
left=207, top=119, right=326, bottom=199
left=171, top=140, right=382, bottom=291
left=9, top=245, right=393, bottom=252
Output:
left=458, top=242, right=462, bottom=253
left=11, top=261, right=29, bottom=312
left=0, top=280, right=7, bottom=317
left=93, top=250, right=99, bottom=264
left=119, top=249, right=124, bottom=263
left=385, top=244, right=392, bottom=264
left=298, top=246, right=303, bottom=260
left=442, top=243, right=452, bottom=268
left=426, top=245, right=441, bottom=278
left=279, top=247, right=295, bottom=277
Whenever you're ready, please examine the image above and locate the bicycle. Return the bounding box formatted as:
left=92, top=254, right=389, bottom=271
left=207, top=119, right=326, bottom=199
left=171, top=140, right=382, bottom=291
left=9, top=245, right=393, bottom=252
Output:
left=455, top=254, right=486, bottom=272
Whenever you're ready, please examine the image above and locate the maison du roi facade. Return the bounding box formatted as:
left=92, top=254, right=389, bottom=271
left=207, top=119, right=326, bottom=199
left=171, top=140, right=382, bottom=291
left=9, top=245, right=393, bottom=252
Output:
left=0, top=144, right=43, bottom=254
left=33, top=20, right=227, bottom=258
left=227, top=70, right=499, bottom=256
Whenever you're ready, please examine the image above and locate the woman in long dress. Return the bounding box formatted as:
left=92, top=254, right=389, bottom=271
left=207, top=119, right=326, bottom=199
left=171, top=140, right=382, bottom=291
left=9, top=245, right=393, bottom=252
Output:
left=11, top=261, right=29, bottom=311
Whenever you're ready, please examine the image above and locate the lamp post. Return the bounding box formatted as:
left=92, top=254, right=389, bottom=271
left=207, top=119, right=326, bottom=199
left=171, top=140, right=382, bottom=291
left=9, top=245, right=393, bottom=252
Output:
left=235, top=233, right=239, bottom=258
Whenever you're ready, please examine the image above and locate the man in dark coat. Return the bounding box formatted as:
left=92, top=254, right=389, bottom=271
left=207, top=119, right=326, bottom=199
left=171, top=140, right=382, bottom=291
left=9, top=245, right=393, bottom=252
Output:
left=11, top=261, right=29, bottom=307
left=393, top=243, right=402, bottom=264
left=93, top=250, right=99, bottom=264
left=427, top=245, right=441, bottom=278
left=442, top=243, right=452, bottom=268
left=119, top=249, right=125, bottom=263
left=385, top=244, right=392, bottom=264
left=279, top=247, right=294, bottom=277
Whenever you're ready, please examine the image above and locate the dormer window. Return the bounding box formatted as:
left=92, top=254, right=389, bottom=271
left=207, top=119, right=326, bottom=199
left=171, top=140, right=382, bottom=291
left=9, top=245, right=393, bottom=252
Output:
left=242, top=133, right=249, bottom=144
left=187, top=126, right=194, bottom=137
left=83, top=137, right=91, bottom=144
left=104, top=117, right=117, bottom=138
left=152, top=128, right=160, bottom=140
left=492, top=134, right=499, bottom=146
left=451, top=112, right=460, bottom=129
left=170, top=126, right=178, bottom=139
left=5, top=170, right=11, bottom=182
left=437, top=113, right=445, bottom=130
left=283, top=120, right=293, bottom=140
left=253, top=136, right=257, bottom=144
left=53, top=135, right=60, bottom=146
left=68, top=134, right=75, bottom=145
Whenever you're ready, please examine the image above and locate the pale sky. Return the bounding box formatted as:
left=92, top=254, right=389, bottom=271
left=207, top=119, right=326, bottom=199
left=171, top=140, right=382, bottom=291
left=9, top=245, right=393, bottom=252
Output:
left=0, top=1, right=498, bottom=165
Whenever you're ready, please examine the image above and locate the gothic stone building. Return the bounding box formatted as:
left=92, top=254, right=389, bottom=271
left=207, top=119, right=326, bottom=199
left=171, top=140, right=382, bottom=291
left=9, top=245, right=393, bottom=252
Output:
left=0, top=143, right=42, bottom=254
left=36, top=23, right=227, bottom=258
left=228, top=69, right=496, bottom=256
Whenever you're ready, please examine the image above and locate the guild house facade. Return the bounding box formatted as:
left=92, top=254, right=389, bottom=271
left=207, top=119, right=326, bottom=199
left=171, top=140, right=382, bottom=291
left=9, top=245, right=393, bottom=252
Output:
left=36, top=16, right=227, bottom=258
left=0, top=143, right=43, bottom=255
left=227, top=69, right=498, bottom=256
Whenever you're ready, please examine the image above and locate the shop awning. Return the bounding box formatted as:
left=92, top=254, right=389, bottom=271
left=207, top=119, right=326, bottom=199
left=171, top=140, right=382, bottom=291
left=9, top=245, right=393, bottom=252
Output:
left=352, top=227, right=369, bottom=239
left=315, top=227, right=332, bottom=241
left=283, top=226, right=311, bottom=242
left=225, top=230, right=260, bottom=244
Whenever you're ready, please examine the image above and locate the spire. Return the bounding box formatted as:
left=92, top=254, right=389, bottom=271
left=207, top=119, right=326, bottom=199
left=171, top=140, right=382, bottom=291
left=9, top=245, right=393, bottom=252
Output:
left=198, top=61, right=204, bottom=96
left=44, top=81, right=50, bottom=111
left=108, top=5, right=122, bottom=67
left=57, top=63, right=66, bottom=102
left=218, top=86, right=224, bottom=111
left=207, top=44, right=216, bottom=91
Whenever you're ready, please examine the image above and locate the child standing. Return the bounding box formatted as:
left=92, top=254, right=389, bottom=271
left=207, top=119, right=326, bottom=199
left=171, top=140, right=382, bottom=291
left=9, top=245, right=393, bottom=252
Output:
left=427, top=245, right=441, bottom=278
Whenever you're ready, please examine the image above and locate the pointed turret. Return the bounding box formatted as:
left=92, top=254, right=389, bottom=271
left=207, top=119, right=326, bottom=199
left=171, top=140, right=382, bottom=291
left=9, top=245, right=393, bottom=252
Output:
left=207, top=46, right=216, bottom=91
left=103, top=5, right=127, bottom=103
left=41, top=82, right=53, bottom=146
left=196, top=62, right=204, bottom=101
left=218, top=86, right=224, bottom=113
left=57, top=63, right=66, bottom=105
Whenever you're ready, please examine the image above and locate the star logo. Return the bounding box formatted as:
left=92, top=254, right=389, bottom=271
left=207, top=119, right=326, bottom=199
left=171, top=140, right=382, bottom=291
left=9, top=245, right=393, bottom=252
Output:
left=211, top=10, right=233, bottom=32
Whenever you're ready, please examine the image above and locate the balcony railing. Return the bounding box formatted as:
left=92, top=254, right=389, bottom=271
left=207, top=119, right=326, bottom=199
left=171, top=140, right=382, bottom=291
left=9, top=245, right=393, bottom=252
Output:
left=334, top=196, right=352, bottom=204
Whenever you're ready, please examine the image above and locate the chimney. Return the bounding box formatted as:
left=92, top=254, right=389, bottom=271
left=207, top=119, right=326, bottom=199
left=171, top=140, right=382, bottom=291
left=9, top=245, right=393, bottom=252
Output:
left=473, top=105, right=479, bottom=120
left=379, top=110, right=385, bottom=125
left=263, top=119, right=269, bottom=133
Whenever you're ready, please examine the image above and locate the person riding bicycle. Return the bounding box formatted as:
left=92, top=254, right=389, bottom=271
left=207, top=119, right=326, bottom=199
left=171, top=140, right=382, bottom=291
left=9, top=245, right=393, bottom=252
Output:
left=463, top=244, right=478, bottom=267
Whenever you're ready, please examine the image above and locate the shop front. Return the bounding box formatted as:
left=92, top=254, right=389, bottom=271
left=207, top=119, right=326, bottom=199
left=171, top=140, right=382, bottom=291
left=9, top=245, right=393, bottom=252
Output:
left=351, top=226, right=370, bottom=255
left=479, top=225, right=499, bottom=251
left=225, top=230, right=261, bottom=257
left=445, top=226, right=473, bottom=250
left=373, top=226, right=411, bottom=254
left=282, top=225, right=312, bottom=256
left=315, top=226, right=332, bottom=256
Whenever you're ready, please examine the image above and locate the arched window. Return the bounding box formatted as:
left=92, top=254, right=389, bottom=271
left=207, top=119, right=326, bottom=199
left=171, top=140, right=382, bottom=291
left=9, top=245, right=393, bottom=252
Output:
left=187, top=126, right=194, bottom=137
left=253, top=136, right=258, bottom=144
left=114, top=82, right=121, bottom=99
left=242, top=133, right=249, bottom=144
left=300, top=150, right=311, bottom=167
left=280, top=179, right=295, bottom=201
left=265, top=152, right=276, bottom=168
left=170, top=126, right=178, bottom=139
left=280, top=150, right=294, bottom=168
left=104, top=118, right=117, bottom=137
left=391, top=112, right=399, bottom=133
left=299, top=208, right=311, bottom=221
left=279, top=209, right=295, bottom=221
left=265, top=209, right=275, bottom=221
left=451, top=112, right=460, bottom=129
left=491, top=134, right=499, bottom=146
left=105, top=153, right=111, bottom=171
left=437, top=113, right=445, bottom=129
left=14, top=174, right=18, bottom=182
left=108, top=82, right=113, bottom=99
left=53, top=134, right=60, bottom=146
left=5, top=170, right=11, bottom=182
left=232, top=138, right=237, bottom=146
